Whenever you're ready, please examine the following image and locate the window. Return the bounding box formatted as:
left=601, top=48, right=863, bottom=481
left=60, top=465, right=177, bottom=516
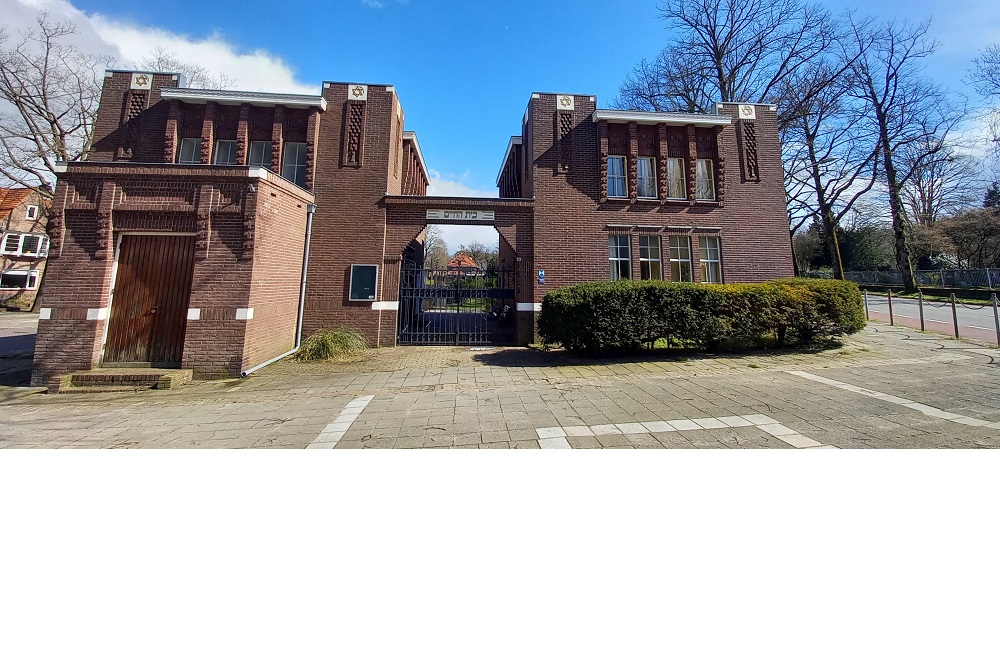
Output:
left=609, top=235, right=630, bottom=280
left=700, top=237, right=723, bottom=283
left=637, top=157, right=656, bottom=199
left=638, top=235, right=662, bottom=280
left=665, top=157, right=686, bottom=199
left=282, top=142, right=308, bottom=187
left=178, top=137, right=201, bottom=164
left=213, top=140, right=238, bottom=165
left=349, top=264, right=378, bottom=301
left=668, top=236, right=692, bottom=282
left=25, top=205, right=39, bottom=220
left=248, top=141, right=272, bottom=167
left=696, top=158, right=715, bottom=201
left=607, top=156, right=626, bottom=198
left=1, top=233, right=49, bottom=257
left=1, top=270, right=39, bottom=290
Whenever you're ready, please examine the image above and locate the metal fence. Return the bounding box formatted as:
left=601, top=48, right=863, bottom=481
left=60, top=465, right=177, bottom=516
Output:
left=861, top=289, right=1000, bottom=346
left=843, top=269, right=1000, bottom=290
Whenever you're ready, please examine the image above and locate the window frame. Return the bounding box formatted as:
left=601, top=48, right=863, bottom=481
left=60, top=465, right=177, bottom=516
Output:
left=608, top=234, right=631, bottom=281
left=348, top=264, right=379, bottom=302
left=281, top=142, right=308, bottom=187
left=638, top=235, right=662, bottom=280
left=25, top=205, right=39, bottom=220
left=695, top=158, right=716, bottom=201
left=668, top=235, right=693, bottom=283
left=637, top=156, right=657, bottom=199
left=248, top=140, right=272, bottom=168
left=0, top=269, right=39, bottom=290
left=607, top=155, right=627, bottom=199
left=1, top=232, right=49, bottom=258
left=700, top=236, right=723, bottom=284
left=213, top=139, right=239, bottom=165
left=665, top=157, right=686, bottom=200
left=177, top=137, right=201, bottom=164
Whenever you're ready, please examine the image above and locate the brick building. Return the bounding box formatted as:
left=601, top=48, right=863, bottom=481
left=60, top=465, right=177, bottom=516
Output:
left=1, top=188, right=49, bottom=309
left=32, top=72, right=792, bottom=385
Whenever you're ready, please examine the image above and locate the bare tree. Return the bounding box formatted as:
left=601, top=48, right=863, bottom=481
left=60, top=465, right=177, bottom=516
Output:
left=0, top=12, right=109, bottom=197
left=616, top=0, right=838, bottom=117
left=971, top=44, right=1000, bottom=98
left=135, top=46, right=236, bottom=90
left=781, top=56, right=881, bottom=278
left=899, top=138, right=983, bottom=228
left=845, top=17, right=965, bottom=291
left=423, top=225, right=449, bottom=269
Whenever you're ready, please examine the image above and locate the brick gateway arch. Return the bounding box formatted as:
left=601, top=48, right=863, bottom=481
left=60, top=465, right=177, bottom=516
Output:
left=382, top=196, right=535, bottom=346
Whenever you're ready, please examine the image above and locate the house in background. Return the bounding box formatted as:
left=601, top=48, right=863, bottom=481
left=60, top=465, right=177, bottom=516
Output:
left=446, top=251, right=484, bottom=277
left=0, top=188, right=49, bottom=309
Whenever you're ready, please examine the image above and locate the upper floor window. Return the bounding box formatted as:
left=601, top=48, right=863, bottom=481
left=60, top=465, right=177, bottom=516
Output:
left=637, top=157, right=657, bottom=199
left=607, top=156, right=626, bottom=198
left=282, top=142, right=308, bottom=188
left=609, top=235, right=630, bottom=280
left=696, top=159, right=716, bottom=201
left=248, top=141, right=272, bottom=168
left=668, top=236, right=692, bottom=282
left=639, top=235, right=662, bottom=280
left=700, top=237, right=723, bottom=283
left=214, top=140, right=238, bottom=165
left=25, top=205, right=39, bottom=220
left=1, top=233, right=49, bottom=258
left=665, top=157, right=686, bottom=199
left=178, top=137, right=200, bottom=164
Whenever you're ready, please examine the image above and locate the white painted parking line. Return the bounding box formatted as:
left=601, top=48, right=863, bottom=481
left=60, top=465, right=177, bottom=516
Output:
left=536, top=414, right=830, bottom=449
left=787, top=370, right=1000, bottom=429
left=307, top=395, right=375, bottom=449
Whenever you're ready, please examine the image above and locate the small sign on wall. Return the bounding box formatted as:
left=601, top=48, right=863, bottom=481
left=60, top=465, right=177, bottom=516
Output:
left=426, top=210, right=495, bottom=221
left=349, top=264, right=378, bottom=301
left=348, top=84, right=369, bottom=101
left=538, top=270, right=545, bottom=285
left=131, top=72, right=153, bottom=90
left=738, top=104, right=756, bottom=120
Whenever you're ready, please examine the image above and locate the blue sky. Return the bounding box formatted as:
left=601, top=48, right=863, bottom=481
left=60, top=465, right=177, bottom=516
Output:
left=8, top=0, right=1000, bottom=247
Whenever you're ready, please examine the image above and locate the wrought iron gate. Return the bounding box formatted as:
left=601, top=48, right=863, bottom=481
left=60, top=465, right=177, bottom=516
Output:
left=397, top=261, right=516, bottom=345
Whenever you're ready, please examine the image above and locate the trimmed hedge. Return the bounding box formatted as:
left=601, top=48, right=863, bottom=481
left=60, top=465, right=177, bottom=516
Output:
left=537, top=278, right=866, bottom=352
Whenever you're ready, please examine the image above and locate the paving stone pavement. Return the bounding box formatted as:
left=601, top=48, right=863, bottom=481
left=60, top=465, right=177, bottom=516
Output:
left=2, top=323, right=999, bottom=449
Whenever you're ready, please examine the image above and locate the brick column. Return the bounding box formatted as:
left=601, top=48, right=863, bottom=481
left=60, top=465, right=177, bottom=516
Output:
left=271, top=105, right=285, bottom=174
left=627, top=121, right=639, bottom=203
left=715, top=125, right=726, bottom=206
left=598, top=120, right=609, bottom=203
left=95, top=180, right=115, bottom=260
left=163, top=100, right=180, bottom=163
left=200, top=102, right=216, bottom=164
left=656, top=123, right=669, bottom=202
left=691, top=235, right=702, bottom=283
left=306, top=108, right=321, bottom=190
left=236, top=103, right=250, bottom=165
left=686, top=124, right=698, bottom=204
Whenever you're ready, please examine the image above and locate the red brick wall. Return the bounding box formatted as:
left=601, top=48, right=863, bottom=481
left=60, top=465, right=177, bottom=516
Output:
left=90, top=71, right=180, bottom=163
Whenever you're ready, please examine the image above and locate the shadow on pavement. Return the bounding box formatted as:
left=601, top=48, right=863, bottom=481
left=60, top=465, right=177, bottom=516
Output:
left=472, top=344, right=829, bottom=368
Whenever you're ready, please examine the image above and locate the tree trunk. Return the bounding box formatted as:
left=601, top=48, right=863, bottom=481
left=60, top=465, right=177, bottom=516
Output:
left=879, top=127, right=917, bottom=291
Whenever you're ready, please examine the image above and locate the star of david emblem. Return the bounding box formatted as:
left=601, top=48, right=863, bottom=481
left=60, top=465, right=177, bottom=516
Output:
left=135, top=74, right=149, bottom=87
left=559, top=96, right=572, bottom=107
left=352, top=86, right=365, bottom=98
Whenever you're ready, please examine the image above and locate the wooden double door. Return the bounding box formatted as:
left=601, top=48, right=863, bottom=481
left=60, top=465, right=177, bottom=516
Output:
left=104, top=235, right=196, bottom=366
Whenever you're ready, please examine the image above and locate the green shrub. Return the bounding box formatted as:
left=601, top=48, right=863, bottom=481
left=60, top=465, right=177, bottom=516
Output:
left=537, top=278, right=865, bottom=352
left=294, top=327, right=368, bottom=361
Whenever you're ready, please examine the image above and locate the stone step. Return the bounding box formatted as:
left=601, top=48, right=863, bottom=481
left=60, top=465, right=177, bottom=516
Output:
left=48, top=369, right=192, bottom=394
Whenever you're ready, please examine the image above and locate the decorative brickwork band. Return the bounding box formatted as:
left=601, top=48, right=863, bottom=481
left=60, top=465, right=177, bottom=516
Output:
left=558, top=111, right=573, bottom=172
left=95, top=180, right=115, bottom=259
left=344, top=100, right=366, bottom=167
left=627, top=121, right=639, bottom=203
left=271, top=105, right=285, bottom=173
left=686, top=125, right=698, bottom=204
left=716, top=126, right=727, bottom=206
left=47, top=207, right=64, bottom=257
left=200, top=102, right=216, bottom=164
left=741, top=120, right=759, bottom=181
left=236, top=104, right=250, bottom=166
left=164, top=100, right=180, bottom=163
left=306, top=109, right=321, bottom=190
left=125, top=91, right=147, bottom=122
left=598, top=120, right=609, bottom=203
left=656, top=124, right=669, bottom=202
left=195, top=183, right=214, bottom=260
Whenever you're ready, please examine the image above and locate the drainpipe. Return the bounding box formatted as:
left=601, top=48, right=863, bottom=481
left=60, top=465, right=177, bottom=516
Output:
left=241, top=201, right=316, bottom=377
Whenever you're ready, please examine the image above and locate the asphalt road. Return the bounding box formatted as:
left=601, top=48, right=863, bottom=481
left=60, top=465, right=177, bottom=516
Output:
left=864, top=294, right=1000, bottom=345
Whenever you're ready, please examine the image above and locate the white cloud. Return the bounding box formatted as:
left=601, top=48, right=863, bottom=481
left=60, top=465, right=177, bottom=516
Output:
left=9, top=0, right=317, bottom=94
left=426, top=170, right=497, bottom=199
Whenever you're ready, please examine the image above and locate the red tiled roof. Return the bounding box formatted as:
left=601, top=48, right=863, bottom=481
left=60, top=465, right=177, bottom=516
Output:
left=0, top=188, right=33, bottom=213
left=447, top=251, right=479, bottom=269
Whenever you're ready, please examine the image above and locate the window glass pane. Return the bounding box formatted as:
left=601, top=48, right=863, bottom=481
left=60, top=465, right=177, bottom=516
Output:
left=609, top=235, right=630, bottom=280
left=607, top=157, right=626, bottom=198
left=349, top=265, right=378, bottom=301
left=2, top=234, right=20, bottom=254
left=700, top=237, right=722, bottom=283
left=696, top=159, right=715, bottom=200
left=178, top=138, right=200, bottom=164
left=666, top=158, right=686, bottom=198
left=282, top=142, right=308, bottom=187
left=249, top=141, right=272, bottom=167
left=20, top=235, right=40, bottom=255
left=214, top=140, right=237, bottom=165
left=637, top=157, right=656, bottom=198
left=639, top=235, right=661, bottom=280
left=669, top=236, right=692, bottom=282
left=1, top=272, right=29, bottom=289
